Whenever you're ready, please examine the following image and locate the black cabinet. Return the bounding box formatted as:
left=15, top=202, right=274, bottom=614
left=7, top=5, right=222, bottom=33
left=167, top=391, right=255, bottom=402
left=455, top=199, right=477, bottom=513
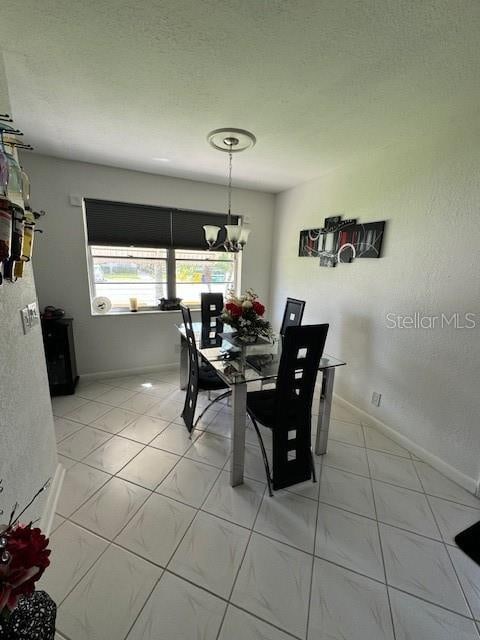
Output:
left=41, top=317, right=79, bottom=396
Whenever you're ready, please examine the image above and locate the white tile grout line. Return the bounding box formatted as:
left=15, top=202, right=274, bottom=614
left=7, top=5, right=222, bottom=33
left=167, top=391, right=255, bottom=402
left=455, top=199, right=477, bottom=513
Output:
left=119, top=504, right=204, bottom=637
left=213, top=467, right=268, bottom=640
left=365, top=439, right=398, bottom=640
left=56, top=440, right=480, bottom=624
left=99, top=411, right=226, bottom=633
left=56, top=410, right=200, bottom=532
left=58, top=418, right=477, bottom=534
left=57, top=515, right=480, bottom=632
left=122, top=570, right=165, bottom=640
left=55, top=403, right=284, bottom=638
left=58, top=396, right=474, bottom=516
left=123, top=431, right=231, bottom=640
left=62, top=381, right=469, bottom=494
left=444, top=543, right=480, bottom=628
left=57, top=445, right=211, bottom=627
left=372, top=447, right=480, bottom=624
left=59, top=395, right=264, bottom=470
left=385, top=584, right=480, bottom=626
left=411, top=460, right=479, bottom=626
left=304, top=462, right=323, bottom=639
left=53, top=385, right=480, bottom=638
left=56, top=506, right=480, bottom=633
left=60, top=415, right=477, bottom=508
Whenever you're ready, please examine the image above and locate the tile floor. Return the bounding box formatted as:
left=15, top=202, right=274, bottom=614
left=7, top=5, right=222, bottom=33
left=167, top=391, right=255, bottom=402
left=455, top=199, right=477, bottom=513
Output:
left=44, top=369, right=480, bottom=640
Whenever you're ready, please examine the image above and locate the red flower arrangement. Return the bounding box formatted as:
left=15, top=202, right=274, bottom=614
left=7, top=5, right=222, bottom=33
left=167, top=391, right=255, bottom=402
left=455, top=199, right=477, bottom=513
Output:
left=0, top=480, right=51, bottom=619
left=221, top=289, right=272, bottom=342
left=225, top=301, right=242, bottom=318
left=252, top=300, right=265, bottom=316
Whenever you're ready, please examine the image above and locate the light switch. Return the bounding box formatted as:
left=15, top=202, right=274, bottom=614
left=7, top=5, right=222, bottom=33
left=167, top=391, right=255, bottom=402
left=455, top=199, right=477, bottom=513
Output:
left=28, top=301, right=39, bottom=327
left=20, top=307, right=31, bottom=334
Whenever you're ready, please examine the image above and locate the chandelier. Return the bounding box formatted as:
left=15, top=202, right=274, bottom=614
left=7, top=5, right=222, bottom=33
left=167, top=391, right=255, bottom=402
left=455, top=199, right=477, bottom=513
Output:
left=204, top=128, right=256, bottom=252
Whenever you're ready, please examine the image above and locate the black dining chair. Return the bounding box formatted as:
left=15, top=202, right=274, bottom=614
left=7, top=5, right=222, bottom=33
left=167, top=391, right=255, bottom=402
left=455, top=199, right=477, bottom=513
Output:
left=180, top=304, right=230, bottom=434
left=260, top=297, right=306, bottom=390
left=246, top=323, right=329, bottom=496
left=201, top=292, right=224, bottom=329
left=200, top=292, right=225, bottom=398
left=280, top=297, right=306, bottom=336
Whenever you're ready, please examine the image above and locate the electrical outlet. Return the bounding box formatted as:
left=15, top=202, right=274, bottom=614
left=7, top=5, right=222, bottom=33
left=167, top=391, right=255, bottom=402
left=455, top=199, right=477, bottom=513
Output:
left=20, top=307, right=31, bottom=334
left=371, top=392, right=382, bottom=407
left=28, top=301, right=39, bottom=327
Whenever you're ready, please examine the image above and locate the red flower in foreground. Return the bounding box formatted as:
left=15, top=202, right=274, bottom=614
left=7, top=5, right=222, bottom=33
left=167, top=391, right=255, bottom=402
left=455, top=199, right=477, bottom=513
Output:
left=225, top=302, right=242, bottom=318
left=0, top=524, right=51, bottom=612
left=252, top=300, right=265, bottom=316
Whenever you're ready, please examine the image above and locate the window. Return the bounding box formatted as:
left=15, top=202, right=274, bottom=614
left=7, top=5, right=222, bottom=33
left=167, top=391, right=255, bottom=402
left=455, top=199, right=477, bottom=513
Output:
left=175, top=250, right=236, bottom=306
left=84, top=198, right=241, bottom=313
left=90, top=246, right=168, bottom=309
left=88, top=245, right=237, bottom=311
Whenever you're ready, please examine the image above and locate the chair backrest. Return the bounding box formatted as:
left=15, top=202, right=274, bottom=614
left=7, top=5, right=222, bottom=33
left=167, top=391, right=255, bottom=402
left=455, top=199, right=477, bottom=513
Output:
left=280, top=297, right=306, bottom=337
left=272, top=323, right=329, bottom=490
left=180, top=304, right=199, bottom=432
left=201, top=293, right=224, bottom=329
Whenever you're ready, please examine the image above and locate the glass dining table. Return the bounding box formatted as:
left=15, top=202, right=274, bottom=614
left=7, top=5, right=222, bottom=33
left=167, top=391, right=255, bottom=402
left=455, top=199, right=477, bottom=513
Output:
left=176, top=322, right=346, bottom=487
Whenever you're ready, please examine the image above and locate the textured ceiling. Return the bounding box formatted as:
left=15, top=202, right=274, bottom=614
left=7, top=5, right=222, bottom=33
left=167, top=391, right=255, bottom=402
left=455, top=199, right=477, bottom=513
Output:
left=0, top=0, right=479, bottom=192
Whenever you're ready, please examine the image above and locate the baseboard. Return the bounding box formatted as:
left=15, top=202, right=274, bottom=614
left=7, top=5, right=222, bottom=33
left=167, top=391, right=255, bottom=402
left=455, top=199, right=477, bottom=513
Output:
left=40, top=462, right=65, bottom=536
left=333, top=393, right=478, bottom=496
left=80, top=362, right=179, bottom=382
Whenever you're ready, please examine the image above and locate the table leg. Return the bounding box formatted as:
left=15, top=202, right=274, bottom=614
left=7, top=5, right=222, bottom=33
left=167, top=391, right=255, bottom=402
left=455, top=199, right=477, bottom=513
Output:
left=315, top=368, right=335, bottom=455
left=230, top=382, right=247, bottom=486
left=179, top=334, right=189, bottom=390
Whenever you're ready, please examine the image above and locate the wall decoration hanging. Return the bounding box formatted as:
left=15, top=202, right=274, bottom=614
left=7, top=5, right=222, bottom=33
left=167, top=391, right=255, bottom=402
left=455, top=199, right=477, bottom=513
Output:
left=0, top=115, right=45, bottom=285
left=298, top=215, right=385, bottom=267
left=298, top=228, right=321, bottom=256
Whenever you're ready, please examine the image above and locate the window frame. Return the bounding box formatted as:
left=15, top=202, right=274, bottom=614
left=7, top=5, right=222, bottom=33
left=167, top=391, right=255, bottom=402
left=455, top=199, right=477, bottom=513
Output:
left=87, top=245, right=240, bottom=314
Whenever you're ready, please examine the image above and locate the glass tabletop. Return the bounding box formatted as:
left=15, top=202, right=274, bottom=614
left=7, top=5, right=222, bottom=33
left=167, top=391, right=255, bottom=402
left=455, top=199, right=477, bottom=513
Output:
left=176, top=322, right=346, bottom=386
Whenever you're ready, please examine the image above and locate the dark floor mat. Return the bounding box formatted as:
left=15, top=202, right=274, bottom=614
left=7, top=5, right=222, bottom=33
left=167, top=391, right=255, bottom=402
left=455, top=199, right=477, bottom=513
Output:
left=454, top=520, right=480, bottom=566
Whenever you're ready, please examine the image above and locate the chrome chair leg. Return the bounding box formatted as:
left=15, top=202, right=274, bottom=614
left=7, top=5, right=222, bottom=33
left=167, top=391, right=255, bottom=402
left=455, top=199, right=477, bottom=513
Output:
left=192, top=390, right=232, bottom=433
left=310, top=449, right=317, bottom=483
left=248, top=412, right=274, bottom=497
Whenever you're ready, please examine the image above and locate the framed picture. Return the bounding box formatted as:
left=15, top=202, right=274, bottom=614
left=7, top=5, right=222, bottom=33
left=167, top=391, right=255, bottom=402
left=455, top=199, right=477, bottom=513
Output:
left=336, top=221, right=385, bottom=260
left=298, top=228, right=321, bottom=256
left=324, top=216, right=342, bottom=231
left=298, top=216, right=386, bottom=266
left=316, top=218, right=355, bottom=266
left=317, top=231, right=338, bottom=267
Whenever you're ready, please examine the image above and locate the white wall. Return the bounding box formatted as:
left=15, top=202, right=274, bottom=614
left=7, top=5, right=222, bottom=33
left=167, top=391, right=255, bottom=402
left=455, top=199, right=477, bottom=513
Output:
left=270, top=123, right=480, bottom=488
left=0, top=269, right=58, bottom=523
left=22, top=154, right=275, bottom=375
left=0, top=55, right=57, bottom=525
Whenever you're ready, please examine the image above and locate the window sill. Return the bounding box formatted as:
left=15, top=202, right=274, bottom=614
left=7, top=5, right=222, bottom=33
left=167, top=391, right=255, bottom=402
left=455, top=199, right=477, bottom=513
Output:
left=91, top=307, right=200, bottom=317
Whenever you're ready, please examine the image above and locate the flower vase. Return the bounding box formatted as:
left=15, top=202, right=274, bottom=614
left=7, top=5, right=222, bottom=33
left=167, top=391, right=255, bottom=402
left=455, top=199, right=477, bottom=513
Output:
left=0, top=591, right=56, bottom=640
